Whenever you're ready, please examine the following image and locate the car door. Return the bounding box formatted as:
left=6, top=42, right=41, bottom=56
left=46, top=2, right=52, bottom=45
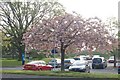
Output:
left=37, top=62, right=43, bottom=70
left=41, top=62, right=52, bottom=70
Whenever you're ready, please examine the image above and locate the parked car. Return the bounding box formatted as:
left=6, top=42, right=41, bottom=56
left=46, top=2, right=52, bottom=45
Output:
left=118, top=63, right=120, bottom=74
left=69, top=60, right=90, bottom=73
left=108, top=56, right=114, bottom=63
left=48, top=58, right=61, bottom=68
left=23, top=60, right=53, bottom=71
left=73, top=57, right=89, bottom=64
left=92, top=57, right=107, bottom=69
left=64, top=59, right=75, bottom=69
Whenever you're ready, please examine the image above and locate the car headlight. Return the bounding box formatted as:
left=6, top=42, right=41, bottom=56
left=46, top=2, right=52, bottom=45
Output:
left=80, top=65, right=86, bottom=69
left=81, top=67, right=85, bottom=69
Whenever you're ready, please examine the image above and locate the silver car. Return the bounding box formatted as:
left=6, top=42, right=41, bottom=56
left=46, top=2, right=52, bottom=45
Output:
left=69, top=60, right=90, bottom=73
left=48, top=58, right=61, bottom=68
left=92, top=57, right=107, bottom=69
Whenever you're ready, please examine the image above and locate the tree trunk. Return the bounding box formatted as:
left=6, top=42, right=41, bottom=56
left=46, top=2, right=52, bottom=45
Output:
left=18, top=52, right=22, bottom=61
left=17, top=44, right=25, bottom=61
left=61, top=41, right=65, bottom=71
left=114, top=54, right=116, bottom=67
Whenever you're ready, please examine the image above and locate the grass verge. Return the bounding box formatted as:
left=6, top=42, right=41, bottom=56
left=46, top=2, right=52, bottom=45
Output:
left=0, top=70, right=119, bottom=78
left=1, top=59, right=22, bottom=67
left=1, top=58, right=53, bottom=67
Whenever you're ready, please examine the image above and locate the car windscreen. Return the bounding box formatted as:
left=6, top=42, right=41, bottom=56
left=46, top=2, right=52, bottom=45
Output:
left=50, top=60, right=57, bottom=62
left=93, top=58, right=102, bottom=63
left=109, top=56, right=114, bottom=59
left=72, top=63, right=85, bottom=66
left=73, top=58, right=80, bottom=60
left=64, top=60, right=70, bottom=63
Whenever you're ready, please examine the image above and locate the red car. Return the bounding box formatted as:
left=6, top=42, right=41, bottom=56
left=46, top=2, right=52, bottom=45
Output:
left=23, top=60, right=53, bottom=71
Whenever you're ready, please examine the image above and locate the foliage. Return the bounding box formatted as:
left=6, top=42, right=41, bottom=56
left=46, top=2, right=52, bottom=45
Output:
left=0, top=1, right=65, bottom=60
left=42, top=58, right=52, bottom=63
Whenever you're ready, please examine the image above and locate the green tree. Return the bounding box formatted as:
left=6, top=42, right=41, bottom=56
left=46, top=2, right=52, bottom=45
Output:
left=0, top=1, right=64, bottom=60
left=106, top=17, right=119, bottom=67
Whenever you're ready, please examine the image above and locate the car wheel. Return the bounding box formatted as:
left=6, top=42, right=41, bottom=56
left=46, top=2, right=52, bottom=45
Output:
left=38, top=68, right=42, bottom=71
left=102, top=65, right=105, bottom=69
left=88, top=70, right=90, bottom=73
left=106, top=65, right=107, bottom=68
left=92, top=66, right=94, bottom=69
left=55, top=66, right=58, bottom=68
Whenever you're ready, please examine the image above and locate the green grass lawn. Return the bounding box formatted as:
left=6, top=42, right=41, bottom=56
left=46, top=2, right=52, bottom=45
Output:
left=1, top=58, right=52, bottom=67
left=0, top=70, right=119, bottom=78
left=1, top=59, right=22, bottom=67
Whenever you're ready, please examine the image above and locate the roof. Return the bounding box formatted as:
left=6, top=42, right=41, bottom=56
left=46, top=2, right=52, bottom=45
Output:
left=73, top=60, right=86, bottom=64
left=65, top=59, right=75, bottom=60
left=27, top=60, right=46, bottom=64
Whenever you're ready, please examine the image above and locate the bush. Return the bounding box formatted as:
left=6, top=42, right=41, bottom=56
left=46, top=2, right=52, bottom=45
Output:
left=38, top=53, right=46, bottom=60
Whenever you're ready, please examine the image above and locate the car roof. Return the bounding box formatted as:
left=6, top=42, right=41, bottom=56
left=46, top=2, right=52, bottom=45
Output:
left=27, top=60, right=46, bottom=64
left=109, top=56, right=114, bottom=58
left=65, top=59, right=75, bottom=60
left=73, top=60, right=86, bottom=64
left=93, top=57, right=104, bottom=60
left=52, top=58, right=61, bottom=60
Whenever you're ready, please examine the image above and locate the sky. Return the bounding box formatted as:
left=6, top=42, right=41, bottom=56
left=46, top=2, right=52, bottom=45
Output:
left=58, top=0, right=119, bottom=21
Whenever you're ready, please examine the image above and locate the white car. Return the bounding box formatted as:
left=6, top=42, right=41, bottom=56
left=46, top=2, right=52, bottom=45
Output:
left=108, top=56, right=114, bottom=63
left=69, top=60, right=90, bottom=73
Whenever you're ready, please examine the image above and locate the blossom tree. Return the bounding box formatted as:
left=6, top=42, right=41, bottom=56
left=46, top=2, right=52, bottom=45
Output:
left=23, top=13, right=116, bottom=71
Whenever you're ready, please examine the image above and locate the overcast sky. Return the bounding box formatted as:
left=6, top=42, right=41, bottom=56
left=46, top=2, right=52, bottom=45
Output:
left=58, top=0, right=119, bottom=21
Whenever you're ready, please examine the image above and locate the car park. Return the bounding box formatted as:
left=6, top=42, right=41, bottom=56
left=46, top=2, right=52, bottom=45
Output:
left=64, top=59, right=75, bottom=69
left=48, top=58, right=61, bottom=68
left=23, top=60, right=53, bottom=71
left=92, top=57, right=107, bottom=69
left=108, top=56, right=114, bottom=63
left=69, top=60, right=90, bottom=73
